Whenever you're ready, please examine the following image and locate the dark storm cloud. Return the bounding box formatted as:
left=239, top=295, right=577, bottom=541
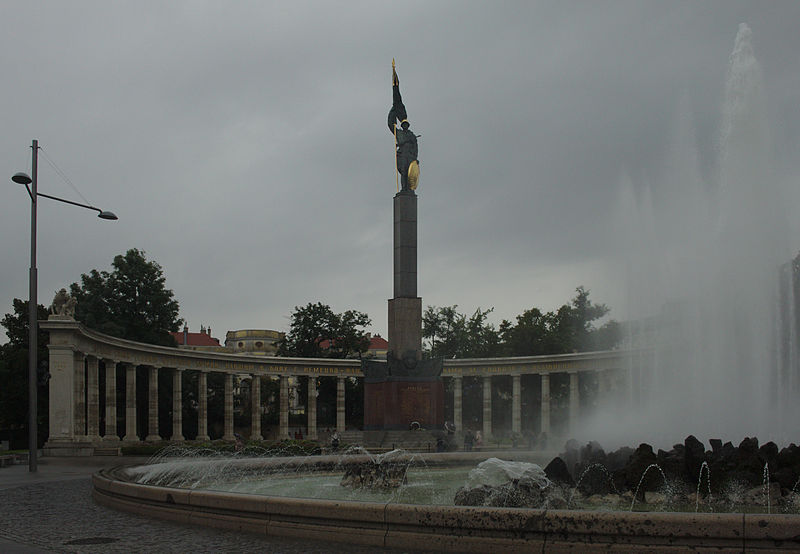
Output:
left=2, top=1, right=799, bottom=341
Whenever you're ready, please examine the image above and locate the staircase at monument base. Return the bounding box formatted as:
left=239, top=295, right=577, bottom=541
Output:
left=337, top=429, right=446, bottom=452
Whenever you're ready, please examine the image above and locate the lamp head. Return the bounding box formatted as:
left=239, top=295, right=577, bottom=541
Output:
left=12, top=172, right=32, bottom=185
left=98, top=211, right=118, bottom=220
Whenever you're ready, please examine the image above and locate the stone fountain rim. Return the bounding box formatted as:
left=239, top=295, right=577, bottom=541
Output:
left=93, top=454, right=800, bottom=553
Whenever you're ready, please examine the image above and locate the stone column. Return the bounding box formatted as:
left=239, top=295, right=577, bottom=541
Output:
left=146, top=366, right=160, bottom=442
left=103, top=360, right=119, bottom=441
left=336, top=376, right=346, bottom=433
left=279, top=375, right=289, bottom=439
left=73, top=352, right=86, bottom=438
left=86, top=356, right=101, bottom=441
left=569, top=371, right=579, bottom=435
left=171, top=368, right=184, bottom=441
left=540, top=372, right=550, bottom=437
left=482, top=376, right=492, bottom=441
left=196, top=371, right=210, bottom=441
left=453, top=376, right=462, bottom=432
left=250, top=375, right=262, bottom=441
left=223, top=373, right=235, bottom=441
left=307, top=376, right=317, bottom=440
left=512, top=374, right=521, bottom=435
left=598, top=369, right=611, bottom=395
left=47, top=345, right=79, bottom=443
left=123, top=364, right=138, bottom=442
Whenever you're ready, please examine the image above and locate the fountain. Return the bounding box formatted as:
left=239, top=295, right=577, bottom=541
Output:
left=93, top=25, right=800, bottom=551
left=584, top=22, right=800, bottom=450
left=93, top=434, right=800, bottom=551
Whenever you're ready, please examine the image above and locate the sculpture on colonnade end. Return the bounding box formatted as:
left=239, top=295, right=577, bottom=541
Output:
left=50, top=288, right=77, bottom=319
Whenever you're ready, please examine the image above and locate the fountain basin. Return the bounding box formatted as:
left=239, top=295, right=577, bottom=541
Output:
left=93, top=453, right=800, bottom=552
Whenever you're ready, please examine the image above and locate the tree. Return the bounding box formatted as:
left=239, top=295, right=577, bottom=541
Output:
left=463, top=308, right=501, bottom=358
left=544, top=287, right=613, bottom=352
left=69, top=248, right=183, bottom=346
left=499, top=307, right=548, bottom=356
left=277, top=302, right=371, bottom=359
left=0, top=299, right=50, bottom=446
left=422, top=305, right=500, bottom=359
left=501, top=287, right=617, bottom=356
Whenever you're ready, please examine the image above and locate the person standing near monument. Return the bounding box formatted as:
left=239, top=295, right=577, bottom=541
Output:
left=388, top=60, right=420, bottom=191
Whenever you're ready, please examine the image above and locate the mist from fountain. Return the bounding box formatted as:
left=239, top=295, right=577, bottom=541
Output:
left=582, top=23, right=799, bottom=449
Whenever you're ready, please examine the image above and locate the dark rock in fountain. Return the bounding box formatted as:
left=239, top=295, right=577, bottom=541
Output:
left=759, top=441, right=779, bottom=468
left=619, top=443, right=660, bottom=496
left=553, top=435, right=800, bottom=507
left=339, top=460, right=410, bottom=490
left=543, top=457, right=574, bottom=487
left=656, top=447, right=683, bottom=480
left=604, top=445, right=634, bottom=473
left=451, top=434, right=800, bottom=513
left=562, top=438, right=581, bottom=473
left=777, top=443, right=800, bottom=468
left=683, top=435, right=707, bottom=482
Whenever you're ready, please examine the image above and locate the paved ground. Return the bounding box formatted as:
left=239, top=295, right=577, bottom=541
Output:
left=0, top=457, right=424, bottom=553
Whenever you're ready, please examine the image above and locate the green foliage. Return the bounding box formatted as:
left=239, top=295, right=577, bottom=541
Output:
left=422, top=306, right=500, bottom=358
left=0, top=300, right=49, bottom=437
left=423, top=287, right=620, bottom=359
left=69, top=248, right=182, bottom=346
left=277, top=302, right=371, bottom=358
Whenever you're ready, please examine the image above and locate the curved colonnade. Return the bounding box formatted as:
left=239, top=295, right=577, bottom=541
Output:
left=42, top=316, right=631, bottom=455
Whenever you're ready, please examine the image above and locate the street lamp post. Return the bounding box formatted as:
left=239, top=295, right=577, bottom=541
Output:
left=12, top=139, right=117, bottom=472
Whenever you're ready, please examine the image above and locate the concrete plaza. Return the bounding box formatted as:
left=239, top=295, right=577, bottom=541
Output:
left=0, top=456, right=420, bottom=553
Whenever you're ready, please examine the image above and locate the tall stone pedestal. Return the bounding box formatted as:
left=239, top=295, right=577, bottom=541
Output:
left=363, top=189, right=443, bottom=430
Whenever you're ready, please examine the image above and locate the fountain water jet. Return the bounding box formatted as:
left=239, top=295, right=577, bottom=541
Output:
left=585, top=23, right=799, bottom=450
left=696, top=461, right=713, bottom=513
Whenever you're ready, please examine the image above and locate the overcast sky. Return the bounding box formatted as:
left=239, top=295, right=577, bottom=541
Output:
left=2, top=1, right=799, bottom=344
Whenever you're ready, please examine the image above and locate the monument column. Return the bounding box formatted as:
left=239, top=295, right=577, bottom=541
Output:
left=250, top=375, right=262, bottom=441
left=512, top=374, right=521, bottom=435
left=388, top=190, right=422, bottom=359
left=540, top=372, right=551, bottom=437
left=569, top=371, right=579, bottom=435
left=171, top=368, right=184, bottom=441
left=453, top=376, right=462, bottom=432
left=482, top=376, right=492, bottom=440
left=279, top=376, right=289, bottom=439
left=146, top=366, right=161, bottom=442
left=197, top=371, right=210, bottom=441
left=123, top=363, right=138, bottom=442
left=103, top=360, right=119, bottom=441
left=223, top=373, right=235, bottom=441
left=86, top=355, right=101, bottom=441
left=362, top=62, right=443, bottom=431
left=336, top=376, right=346, bottom=433
left=73, top=352, right=86, bottom=438
left=307, top=376, right=317, bottom=440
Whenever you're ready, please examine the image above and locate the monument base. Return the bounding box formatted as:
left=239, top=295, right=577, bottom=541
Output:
left=362, top=357, right=444, bottom=430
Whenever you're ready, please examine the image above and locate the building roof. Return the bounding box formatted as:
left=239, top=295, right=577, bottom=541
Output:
left=170, top=331, right=221, bottom=347
left=369, top=335, right=388, bottom=350
left=318, top=334, right=388, bottom=352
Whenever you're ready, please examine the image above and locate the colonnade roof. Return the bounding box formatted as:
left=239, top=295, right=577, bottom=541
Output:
left=41, top=317, right=633, bottom=377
